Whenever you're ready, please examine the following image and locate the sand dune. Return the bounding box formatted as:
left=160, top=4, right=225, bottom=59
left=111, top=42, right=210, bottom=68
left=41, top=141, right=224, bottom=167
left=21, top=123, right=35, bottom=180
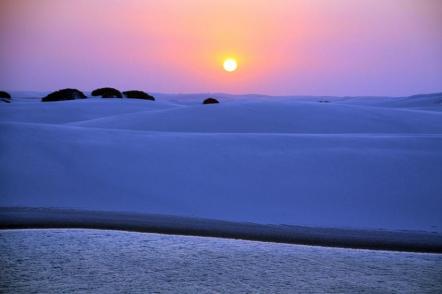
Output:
left=71, top=100, right=442, bottom=133
left=1, top=93, right=441, bottom=236
left=0, top=92, right=442, bottom=232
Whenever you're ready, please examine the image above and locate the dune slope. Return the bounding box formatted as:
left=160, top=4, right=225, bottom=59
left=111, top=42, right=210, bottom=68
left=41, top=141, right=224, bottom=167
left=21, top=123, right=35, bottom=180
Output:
left=1, top=94, right=441, bottom=234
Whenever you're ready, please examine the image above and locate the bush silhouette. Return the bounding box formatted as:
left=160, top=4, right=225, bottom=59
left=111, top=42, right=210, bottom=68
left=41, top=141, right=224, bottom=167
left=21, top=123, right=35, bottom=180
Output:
left=123, top=90, right=155, bottom=101
left=0, top=91, right=11, bottom=99
left=0, top=91, right=11, bottom=103
left=91, top=87, right=123, bottom=98
left=42, top=89, right=87, bottom=102
left=203, top=98, right=219, bottom=104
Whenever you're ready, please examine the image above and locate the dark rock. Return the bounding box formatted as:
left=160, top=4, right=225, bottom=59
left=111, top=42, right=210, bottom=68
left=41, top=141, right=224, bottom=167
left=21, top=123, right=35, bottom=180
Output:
left=42, top=89, right=87, bottom=102
left=91, top=87, right=123, bottom=98
left=123, top=90, right=155, bottom=101
left=203, top=98, right=219, bottom=104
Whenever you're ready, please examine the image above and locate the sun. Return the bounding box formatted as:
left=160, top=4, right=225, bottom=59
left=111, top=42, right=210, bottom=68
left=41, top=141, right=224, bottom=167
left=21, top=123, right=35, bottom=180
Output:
left=223, top=58, right=238, bottom=72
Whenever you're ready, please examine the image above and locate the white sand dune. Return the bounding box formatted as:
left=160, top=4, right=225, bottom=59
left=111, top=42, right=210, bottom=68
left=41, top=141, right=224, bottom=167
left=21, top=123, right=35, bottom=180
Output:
left=375, top=93, right=442, bottom=109
left=71, top=100, right=442, bottom=133
left=0, top=98, right=179, bottom=124
left=1, top=93, right=441, bottom=234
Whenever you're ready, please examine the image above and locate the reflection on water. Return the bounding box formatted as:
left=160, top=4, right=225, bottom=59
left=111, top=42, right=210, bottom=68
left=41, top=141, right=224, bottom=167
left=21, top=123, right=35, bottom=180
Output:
left=1, top=229, right=441, bottom=293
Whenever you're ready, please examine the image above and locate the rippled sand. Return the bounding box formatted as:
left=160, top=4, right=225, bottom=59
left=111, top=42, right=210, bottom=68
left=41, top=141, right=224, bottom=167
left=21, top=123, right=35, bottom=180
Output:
left=1, top=229, right=441, bottom=293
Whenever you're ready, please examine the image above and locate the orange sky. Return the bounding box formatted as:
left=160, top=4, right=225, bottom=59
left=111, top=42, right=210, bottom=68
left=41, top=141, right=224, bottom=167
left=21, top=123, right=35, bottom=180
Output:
left=1, top=0, right=441, bottom=95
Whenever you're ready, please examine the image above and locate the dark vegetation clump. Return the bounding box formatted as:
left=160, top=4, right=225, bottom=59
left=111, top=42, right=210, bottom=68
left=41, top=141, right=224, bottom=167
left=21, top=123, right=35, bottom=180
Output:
left=42, top=89, right=87, bottom=102
left=91, top=87, right=123, bottom=98
left=0, top=91, right=11, bottom=103
left=0, top=91, right=11, bottom=99
left=203, top=98, right=219, bottom=104
left=123, top=90, right=155, bottom=101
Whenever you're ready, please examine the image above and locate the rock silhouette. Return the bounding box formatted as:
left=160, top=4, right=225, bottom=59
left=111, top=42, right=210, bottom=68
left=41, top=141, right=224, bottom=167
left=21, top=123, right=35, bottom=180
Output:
left=91, top=87, right=123, bottom=98
left=123, top=90, right=155, bottom=101
left=0, top=91, right=11, bottom=103
left=42, top=89, right=87, bottom=102
left=203, top=98, right=219, bottom=104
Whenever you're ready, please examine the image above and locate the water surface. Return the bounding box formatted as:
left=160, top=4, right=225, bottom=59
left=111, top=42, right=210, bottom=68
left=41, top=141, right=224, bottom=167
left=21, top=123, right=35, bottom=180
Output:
left=1, top=229, right=441, bottom=293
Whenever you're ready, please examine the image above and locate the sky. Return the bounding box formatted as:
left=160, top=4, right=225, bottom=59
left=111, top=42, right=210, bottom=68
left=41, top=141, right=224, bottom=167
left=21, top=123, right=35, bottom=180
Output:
left=0, top=0, right=441, bottom=96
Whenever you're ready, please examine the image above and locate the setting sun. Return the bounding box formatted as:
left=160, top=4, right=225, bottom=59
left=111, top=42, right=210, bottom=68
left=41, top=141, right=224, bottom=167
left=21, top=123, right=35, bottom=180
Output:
left=223, top=58, right=238, bottom=72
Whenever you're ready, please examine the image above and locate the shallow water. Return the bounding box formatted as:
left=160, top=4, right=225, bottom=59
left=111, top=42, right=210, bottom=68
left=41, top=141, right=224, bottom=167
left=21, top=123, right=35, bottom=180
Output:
left=1, top=229, right=441, bottom=293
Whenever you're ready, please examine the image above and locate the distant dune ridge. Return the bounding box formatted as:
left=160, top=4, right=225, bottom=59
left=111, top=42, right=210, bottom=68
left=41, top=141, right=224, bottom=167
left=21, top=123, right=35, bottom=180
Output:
left=1, top=91, right=441, bottom=251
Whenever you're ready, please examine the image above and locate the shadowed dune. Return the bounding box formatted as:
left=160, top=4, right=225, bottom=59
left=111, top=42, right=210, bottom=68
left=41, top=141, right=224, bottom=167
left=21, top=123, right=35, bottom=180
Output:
left=1, top=207, right=441, bottom=253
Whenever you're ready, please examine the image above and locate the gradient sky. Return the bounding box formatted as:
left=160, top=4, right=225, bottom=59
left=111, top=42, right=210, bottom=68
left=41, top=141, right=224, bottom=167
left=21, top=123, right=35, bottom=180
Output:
left=1, top=0, right=441, bottom=96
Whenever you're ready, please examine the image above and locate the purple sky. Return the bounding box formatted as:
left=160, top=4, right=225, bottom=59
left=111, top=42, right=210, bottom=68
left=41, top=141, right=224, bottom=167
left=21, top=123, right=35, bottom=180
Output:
left=1, top=0, right=441, bottom=96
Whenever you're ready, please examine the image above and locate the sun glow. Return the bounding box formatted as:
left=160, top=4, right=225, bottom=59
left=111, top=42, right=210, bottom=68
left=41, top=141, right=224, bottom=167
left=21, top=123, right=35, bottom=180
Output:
left=223, top=58, right=238, bottom=72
